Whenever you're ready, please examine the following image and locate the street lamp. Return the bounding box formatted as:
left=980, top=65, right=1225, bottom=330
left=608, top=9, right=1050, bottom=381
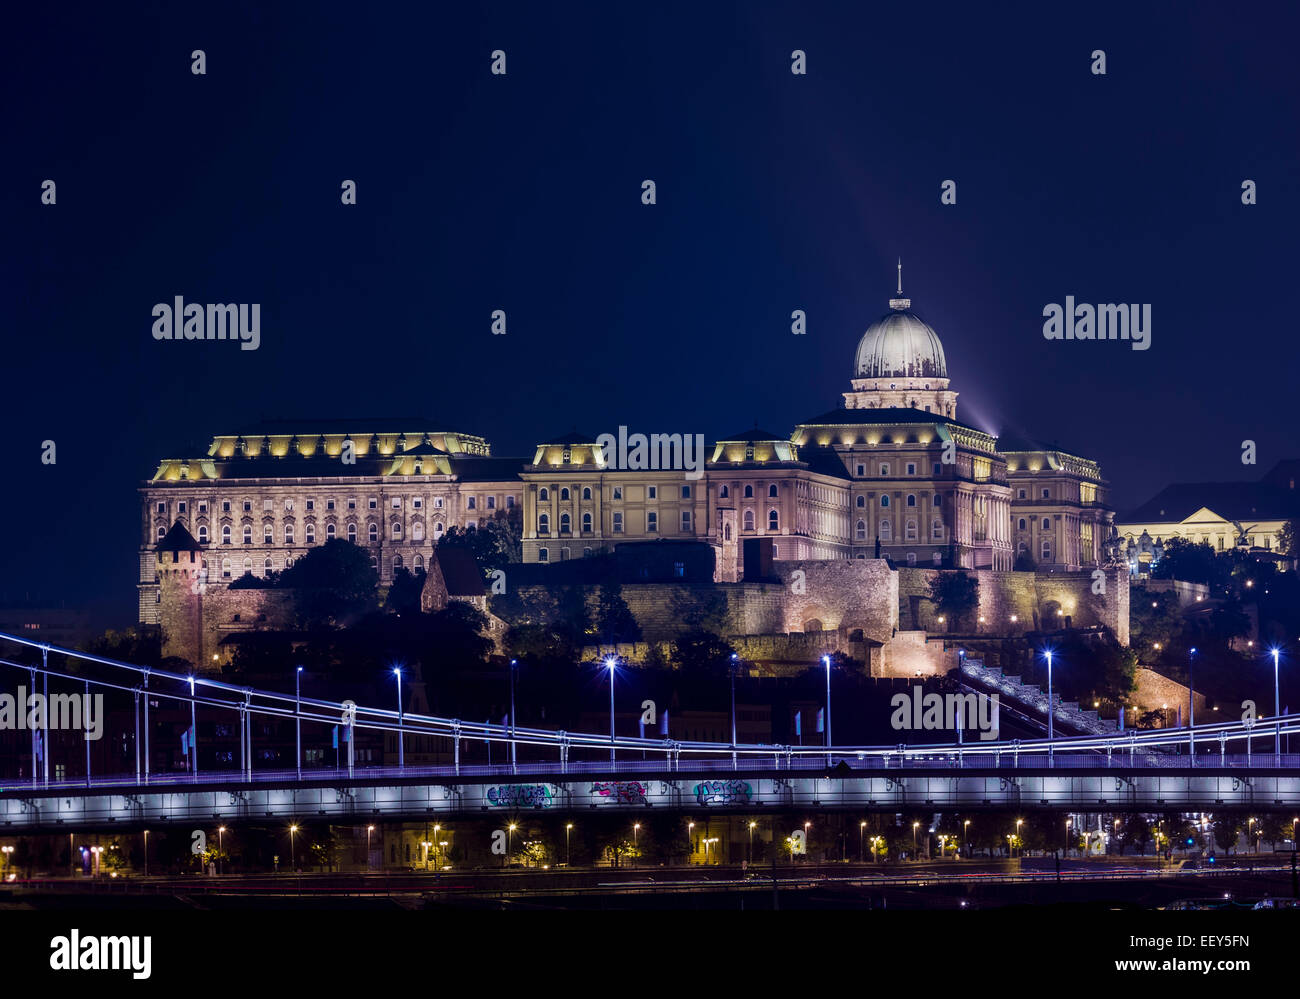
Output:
left=1188, top=647, right=1197, bottom=763
left=295, top=666, right=303, bottom=779
left=730, top=652, right=739, bottom=770
left=859, top=820, right=866, bottom=862
left=392, top=667, right=404, bottom=769
left=433, top=824, right=441, bottom=870
left=1, top=845, right=12, bottom=881
left=964, top=818, right=971, bottom=858
left=751, top=821, right=758, bottom=863
left=566, top=823, right=573, bottom=867
left=605, top=657, right=617, bottom=763
left=508, top=822, right=517, bottom=864
left=367, top=825, right=375, bottom=869
left=509, top=659, right=518, bottom=773
left=421, top=840, right=432, bottom=870
left=143, top=830, right=149, bottom=877
left=289, top=824, right=298, bottom=872
left=1016, top=818, right=1023, bottom=857
left=912, top=821, right=919, bottom=856
left=822, top=654, right=833, bottom=765
left=1270, top=647, right=1282, bottom=764
left=1042, top=647, right=1055, bottom=762
left=218, top=826, right=225, bottom=874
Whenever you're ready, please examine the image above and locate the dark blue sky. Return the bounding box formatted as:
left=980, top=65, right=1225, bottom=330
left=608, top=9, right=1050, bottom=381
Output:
left=3, top=1, right=1297, bottom=622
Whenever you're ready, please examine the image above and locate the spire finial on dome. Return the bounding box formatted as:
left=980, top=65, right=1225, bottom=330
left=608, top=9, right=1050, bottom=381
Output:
left=889, top=258, right=911, bottom=310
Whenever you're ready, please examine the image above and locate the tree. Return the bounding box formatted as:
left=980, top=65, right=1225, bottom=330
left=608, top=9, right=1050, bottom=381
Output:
left=278, top=539, right=379, bottom=627
left=669, top=630, right=735, bottom=676
left=594, top=580, right=641, bottom=644
left=1211, top=815, right=1242, bottom=856
left=930, top=570, right=979, bottom=630
left=437, top=507, right=521, bottom=577
left=385, top=567, right=426, bottom=615
left=1277, top=520, right=1297, bottom=556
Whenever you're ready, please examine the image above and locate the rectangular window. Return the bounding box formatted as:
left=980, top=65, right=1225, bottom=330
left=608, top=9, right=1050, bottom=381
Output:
left=906, top=463, right=916, bottom=476
left=856, top=464, right=865, bottom=477
left=412, top=497, right=422, bottom=509
left=222, top=500, right=231, bottom=513
left=285, top=499, right=294, bottom=511
left=177, top=501, right=186, bottom=513
left=306, top=499, right=314, bottom=511
left=368, top=498, right=377, bottom=509
left=681, top=511, right=692, bottom=531
left=487, top=495, right=496, bottom=509
left=648, top=486, right=657, bottom=500
left=613, top=486, right=623, bottom=501
left=681, top=485, right=691, bottom=498
left=263, top=499, right=273, bottom=512
left=198, top=502, right=208, bottom=513
left=467, top=496, right=476, bottom=509
left=392, top=497, right=401, bottom=509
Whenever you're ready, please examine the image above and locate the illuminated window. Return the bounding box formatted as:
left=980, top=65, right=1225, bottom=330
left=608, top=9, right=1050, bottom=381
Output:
left=538, top=514, right=550, bottom=534
left=768, top=510, right=779, bottom=530
left=368, top=523, right=378, bottom=542
left=647, top=512, right=658, bottom=532
left=391, top=521, right=403, bottom=540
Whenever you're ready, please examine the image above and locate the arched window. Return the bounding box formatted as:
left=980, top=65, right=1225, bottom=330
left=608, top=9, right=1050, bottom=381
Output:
left=197, top=525, right=208, bottom=543
left=538, top=548, right=549, bottom=563
left=284, top=523, right=294, bottom=543
left=539, top=487, right=549, bottom=501
left=221, top=525, right=231, bottom=544
left=243, top=557, right=252, bottom=573
left=221, top=558, right=231, bottom=579
left=393, top=555, right=404, bottom=572
left=264, top=557, right=273, bottom=572
left=434, top=522, right=444, bottom=537
left=768, top=510, right=779, bottom=531
left=880, top=518, right=892, bottom=541
left=326, top=523, right=336, bottom=540
left=582, top=486, right=592, bottom=501
left=744, top=485, right=754, bottom=498
left=768, top=484, right=778, bottom=498
left=305, top=523, right=315, bottom=543
left=881, top=495, right=890, bottom=508
left=906, top=494, right=916, bottom=507
left=560, top=488, right=570, bottom=501
left=412, top=521, right=424, bottom=541
left=538, top=514, right=550, bottom=534
left=347, top=523, right=357, bottom=542
left=560, top=513, right=571, bottom=533
left=932, top=518, right=944, bottom=539
left=582, top=512, right=592, bottom=532
left=856, top=495, right=865, bottom=508
left=414, top=554, right=424, bottom=569
left=856, top=519, right=867, bottom=540
left=906, top=519, right=917, bottom=540
left=743, top=510, right=755, bottom=531
left=391, top=521, right=403, bottom=540
left=263, top=524, right=273, bottom=544
left=1042, top=518, right=1051, bottom=531
left=242, top=525, right=253, bottom=544
left=369, top=523, right=379, bottom=542
left=719, top=485, right=730, bottom=499
left=1018, top=518, right=1027, bottom=530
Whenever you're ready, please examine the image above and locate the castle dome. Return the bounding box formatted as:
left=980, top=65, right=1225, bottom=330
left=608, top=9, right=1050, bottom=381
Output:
left=854, top=304, right=947, bottom=379
left=853, top=263, right=948, bottom=380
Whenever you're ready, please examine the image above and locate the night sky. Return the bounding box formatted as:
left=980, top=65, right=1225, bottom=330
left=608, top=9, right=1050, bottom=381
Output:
left=3, top=1, right=1297, bottom=622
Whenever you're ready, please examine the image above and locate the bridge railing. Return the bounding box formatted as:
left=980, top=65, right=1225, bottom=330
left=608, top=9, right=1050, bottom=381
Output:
left=2, top=629, right=1298, bottom=792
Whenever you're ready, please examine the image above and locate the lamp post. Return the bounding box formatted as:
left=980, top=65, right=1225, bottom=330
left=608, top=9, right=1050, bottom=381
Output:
left=508, top=823, right=517, bottom=864
left=633, top=822, right=640, bottom=867
left=289, top=824, right=298, bottom=873
left=367, top=825, right=374, bottom=870
left=964, top=818, right=971, bottom=859
left=143, top=830, right=149, bottom=877
left=566, top=823, right=573, bottom=867
left=433, top=824, right=441, bottom=871
left=1, top=845, right=12, bottom=881
left=1271, top=648, right=1282, bottom=764
left=188, top=674, right=198, bottom=778
left=805, top=821, right=812, bottom=864
left=730, top=652, right=738, bottom=770
left=750, top=821, right=758, bottom=864
left=1016, top=818, right=1023, bottom=857
left=393, top=667, right=404, bottom=769
left=822, top=654, right=833, bottom=766
left=509, top=658, right=518, bottom=773
left=605, top=658, right=617, bottom=764
left=912, top=821, right=919, bottom=857
left=688, top=820, right=695, bottom=862
left=1044, top=648, right=1054, bottom=763
left=421, top=840, right=431, bottom=870
left=217, top=826, right=225, bottom=874
left=295, top=666, right=303, bottom=779
left=859, top=821, right=866, bottom=862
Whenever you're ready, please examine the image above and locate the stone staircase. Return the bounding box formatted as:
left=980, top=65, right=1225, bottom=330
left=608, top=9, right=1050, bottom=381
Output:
left=959, top=658, right=1119, bottom=736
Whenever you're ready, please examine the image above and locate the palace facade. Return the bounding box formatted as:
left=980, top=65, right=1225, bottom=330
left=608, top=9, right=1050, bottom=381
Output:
left=138, top=277, right=1115, bottom=623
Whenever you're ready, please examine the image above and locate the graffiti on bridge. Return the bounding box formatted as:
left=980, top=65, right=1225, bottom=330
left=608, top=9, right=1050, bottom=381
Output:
left=486, top=784, right=555, bottom=808
left=590, top=781, right=649, bottom=805
left=693, top=779, right=753, bottom=806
